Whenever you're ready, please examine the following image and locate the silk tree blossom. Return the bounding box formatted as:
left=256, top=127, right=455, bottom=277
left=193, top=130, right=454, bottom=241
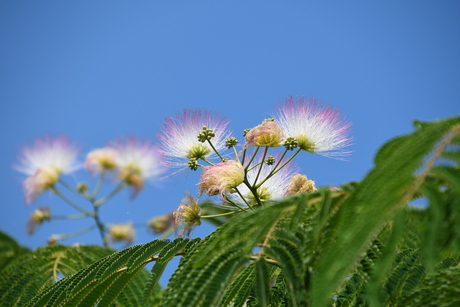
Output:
left=245, top=120, right=285, bottom=148
left=156, top=109, right=232, bottom=169
left=274, top=96, right=352, bottom=158
left=229, top=157, right=297, bottom=207
left=198, top=160, right=245, bottom=196
left=15, top=136, right=80, bottom=204
left=85, top=147, right=118, bottom=174
left=112, top=138, right=165, bottom=196
left=173, top=193, right=202, bottom=237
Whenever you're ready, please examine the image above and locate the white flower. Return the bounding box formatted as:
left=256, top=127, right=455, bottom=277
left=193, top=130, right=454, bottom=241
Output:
left=156, top=109, right=232, bottom=170
left=112, top=138, right=165, bottom=196
left=15, top=136, right=80, bottom=176
left=274, top=96, right=352, bottom=158
left=15, top=136, right=80, bottom=204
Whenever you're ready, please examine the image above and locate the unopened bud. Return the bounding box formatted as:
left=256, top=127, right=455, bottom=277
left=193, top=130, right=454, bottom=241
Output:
left=148, top=213, right=174, bottom=234
left=265, top=156, right=275, bottom=165
left=286, top=174, right=317, bottom=196
left=27, top=206, right=51, bottom=235
left=225, top=137, right=238, bottom=149
left=245, top=121, right=284, bottom=148
left=197, top=126, right=216, bottom=142
left=188, top=158, right=199, bottom=171
left=198, top=160, right=245, bottom=196
left=77, top=182, right=89, bottom=194
left=108, top=222, right=135, bottom=245
left=284, top=137, right=299, bottom=151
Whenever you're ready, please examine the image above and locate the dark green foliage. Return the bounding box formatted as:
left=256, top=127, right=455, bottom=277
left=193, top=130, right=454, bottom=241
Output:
left=0, top=231, right=30, bottom=271
left=1, top=116, right=459, bottom=306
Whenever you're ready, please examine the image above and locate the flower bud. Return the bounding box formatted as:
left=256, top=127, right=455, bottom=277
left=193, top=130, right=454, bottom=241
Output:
left=198, top=160, right=245, bottom=196
left=286, top=174, right=317, bottom=196
left=27, top=206, right=51, bottom=235
left=148, top=213, right=174, bottom=234
left=108, top=222, right=135, bottom=245
left=245, top=121, right=284, bottom=147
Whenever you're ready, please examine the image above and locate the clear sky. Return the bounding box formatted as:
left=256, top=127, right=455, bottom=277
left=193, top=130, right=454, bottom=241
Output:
left=0, top=1, right=459, bottom=281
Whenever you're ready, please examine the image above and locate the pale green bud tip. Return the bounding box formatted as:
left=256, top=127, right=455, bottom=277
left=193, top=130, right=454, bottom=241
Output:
left=296, top=135, right=316, bottom=152
left=243, top=128, right=251, bottom=136
left=284, top=137, right=299, bottom=150
left=197, top=126, right=216, bottom=142
left=225, top=137, right=238, bottom=148
left=186, top=143, right=211, bottom=160
left=265, top=156, right=275, bottom=165
left=263, top=118, right=275, bottom=123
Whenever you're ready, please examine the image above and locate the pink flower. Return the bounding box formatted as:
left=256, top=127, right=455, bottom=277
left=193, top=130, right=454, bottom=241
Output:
left=156, top=109, right=232, bottom=169
left=245, top=120, right=285, bottom=148
left=112, top=138, right=165, bottom=197
left=198, top=160, right=245, bottom=196
left=274, top=96, right=352, bottom=158
left=15, top=136, right=80, bottom=204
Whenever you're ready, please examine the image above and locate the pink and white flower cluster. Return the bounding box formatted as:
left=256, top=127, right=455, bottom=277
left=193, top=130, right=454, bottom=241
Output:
left=87, top=138, right=166, bottom=196
left=15, top=95, right=352, bottom=242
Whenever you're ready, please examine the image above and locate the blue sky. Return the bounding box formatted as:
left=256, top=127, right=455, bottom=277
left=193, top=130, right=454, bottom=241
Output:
left=0, top=1, right=459, bottom=282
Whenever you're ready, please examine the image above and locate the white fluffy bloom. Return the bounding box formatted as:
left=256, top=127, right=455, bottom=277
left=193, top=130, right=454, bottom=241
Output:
left=156, top=109, right=232, bottom=170
left=112, top=138, right=165, bottom=196
left=15, top=136, right=80, bottom=204
left=274, top=96, right=352, bottom=158
left=15, top=136, right=80, bottom=176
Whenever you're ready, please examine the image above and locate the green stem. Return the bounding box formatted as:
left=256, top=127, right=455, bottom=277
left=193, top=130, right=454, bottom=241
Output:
left=58, top=179, right=91, bottom=200
left=255, top=148, right=302, bottom=189
left=234, top=187, right=255, bottom=211
left=244, top=147, right=260, bottom=170
left=206, top=139, right=225, bottom=162
left=52, top=224, right=98, bottom=241
left=91, top=171, right=106, bottom=200
left=253, top=147, right=268, bottom=186
left=243, top=178, right=264, bottom=207
left=51, top=187, right=94, bottom=216
left=201, top=157, right=215, bottom=166
left=223, top=194, right=249, bottom=212
left=201, top=209, right=244, bottom=218
left=233, top=146, right=240, bottom=163
left=94, top=181, right=127, bottom=207
left=93, top=206, right=109, bottom=247
left=241, top=148, right=247, bottom=165
left=51, top=213, right=88, bottom=220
